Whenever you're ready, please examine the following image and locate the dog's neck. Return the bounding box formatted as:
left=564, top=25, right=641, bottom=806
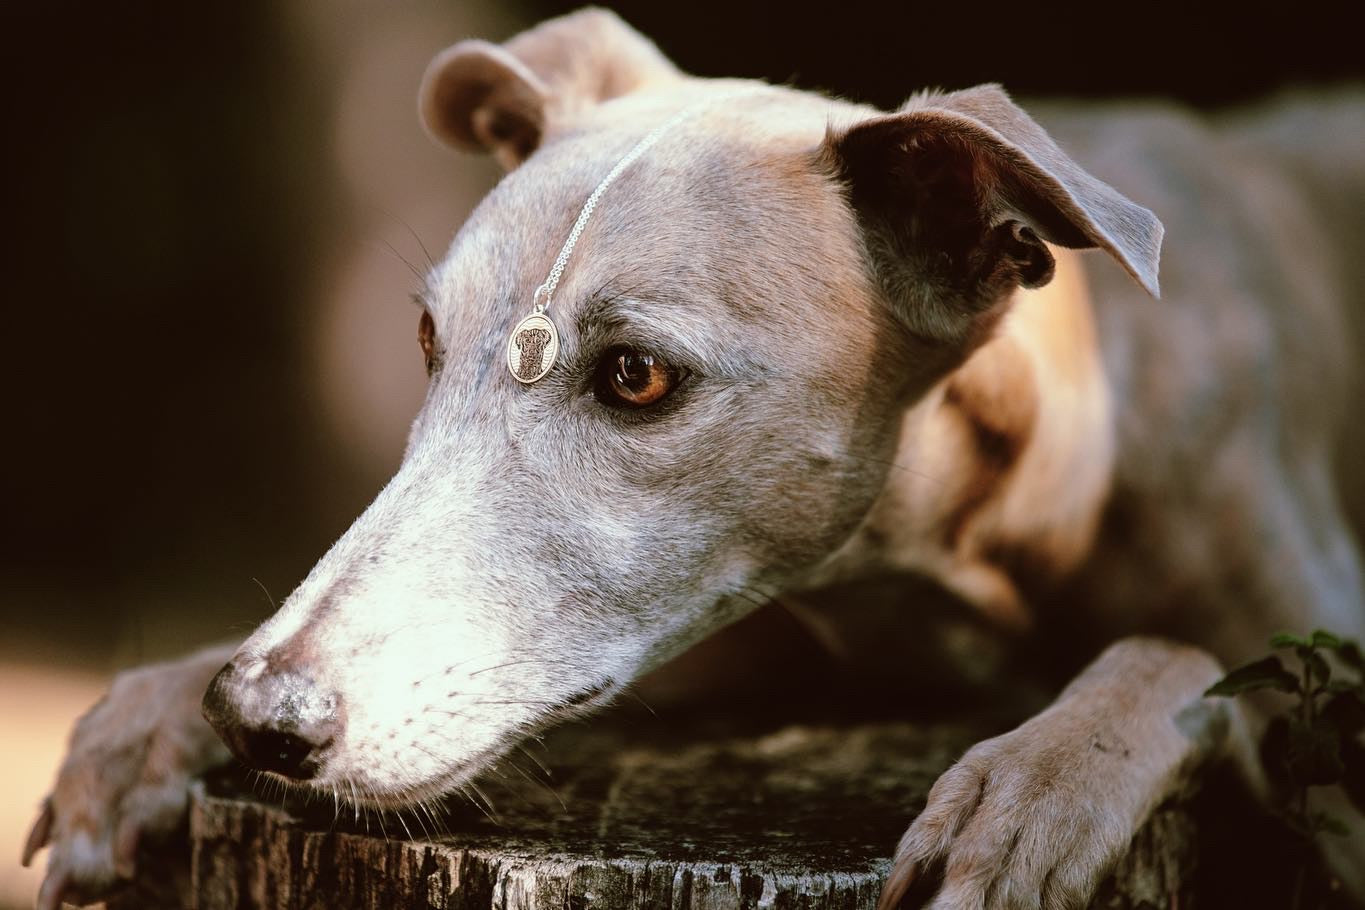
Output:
left=804, top=248, right=1115, bottom=629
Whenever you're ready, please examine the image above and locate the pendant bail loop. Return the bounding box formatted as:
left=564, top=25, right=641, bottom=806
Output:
left=531, top=284, right=551, bottom=315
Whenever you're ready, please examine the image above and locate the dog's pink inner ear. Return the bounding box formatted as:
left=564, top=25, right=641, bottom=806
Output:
left=419, top=41, right=548, bottom=169
left=419, top=9, right=682, bottom=171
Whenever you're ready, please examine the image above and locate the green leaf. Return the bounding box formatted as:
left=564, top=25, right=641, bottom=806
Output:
left=1337, top=640, right=1365, bottom=671
left=1270, top=633, right=1311, bottom=650
left=1285, top=715, right=1344, bottom=787
left=1310, top=629, right=1345, bottom=650
left=1305, top=649, right=1332, bottom=688
left=1205, top=656, right=1300, bottom=697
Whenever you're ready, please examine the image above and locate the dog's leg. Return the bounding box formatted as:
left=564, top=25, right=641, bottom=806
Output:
left=878, top=636, right=1256, bottom=910
left=22, top=641, right=237, bottom=910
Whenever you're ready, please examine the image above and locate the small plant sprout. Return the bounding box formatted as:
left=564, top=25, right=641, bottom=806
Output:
left=1205, top=629, right=1365, bottom=906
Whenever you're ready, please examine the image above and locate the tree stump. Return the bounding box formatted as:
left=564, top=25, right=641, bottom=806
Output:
left=189, top=717, right=1198, bottom=910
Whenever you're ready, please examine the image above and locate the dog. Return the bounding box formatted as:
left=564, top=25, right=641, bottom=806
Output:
left=23, top=8, right=1365, bottom=909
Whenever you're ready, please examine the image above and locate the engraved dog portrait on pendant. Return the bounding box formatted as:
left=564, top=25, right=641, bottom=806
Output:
left=506, top=313, right=559, bottom=384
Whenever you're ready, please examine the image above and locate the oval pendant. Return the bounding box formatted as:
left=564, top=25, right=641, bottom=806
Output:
left=506, top=312, right=559, bottom=384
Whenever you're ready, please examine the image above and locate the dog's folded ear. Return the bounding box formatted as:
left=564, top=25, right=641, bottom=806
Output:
left=419, top=8, right=682, bottom=170
left=823, top=84, right=1163, bottom=346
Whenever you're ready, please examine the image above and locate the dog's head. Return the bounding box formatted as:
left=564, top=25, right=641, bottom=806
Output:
left=203, top=8, right=1161, bottom=806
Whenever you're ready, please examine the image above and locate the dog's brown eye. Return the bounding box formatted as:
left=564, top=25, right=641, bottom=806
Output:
left=418, top=310, right=437, bottom=375
left=595, top=347, right=679, bottom=409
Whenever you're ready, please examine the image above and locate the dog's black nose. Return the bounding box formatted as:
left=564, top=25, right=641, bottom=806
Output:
left=202, top=660, right=340, bottom=780
left=234, top=727, right=323, bottom=778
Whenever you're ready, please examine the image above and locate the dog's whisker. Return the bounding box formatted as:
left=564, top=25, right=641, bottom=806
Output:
left=844, top=451, right=947, bottom=486
left=505, top=756, right=567, bottom=812
left=248, top=577, right=277, bottom=609
left=479, top=759, right=541, bottom=813
left=454, top=784, right=487, bottom=823
left=378, top=238, right=432, bottom=291
left=464, top=780, right=499, bottom=824
left=407, top=651, right=570, bottom=689
left=466, top=657, right=580, bottom=677
left=397, top=213, right=438, bottom=273
left=730, top=584, right=781, bottom=612
left=347, top=780, right=362, bottom=825
left=372, top=205, right=439, bottom=275
left=419, top=797, right=450, bottom=838
left=369, top=785, right=391, bottom=842
left=727, top=590, right=764, bottom=609
left=515, top=743, right=553, bottom=779
left=730, top=590, right=768, bottom=610
left=398, top=653, right=502, bottom=691
left=620, top=684, right=658, bottom=717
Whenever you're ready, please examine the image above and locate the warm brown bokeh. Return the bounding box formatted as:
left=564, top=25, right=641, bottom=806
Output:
left=1, top=2, right=517, bottom=904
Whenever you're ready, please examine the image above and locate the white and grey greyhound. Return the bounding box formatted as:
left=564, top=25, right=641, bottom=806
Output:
left=23, top=8, right=1365, bottom=909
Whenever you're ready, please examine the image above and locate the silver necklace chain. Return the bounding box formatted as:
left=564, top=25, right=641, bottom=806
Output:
left=506, top=88, right=763, bottom=385
left=531, top=89, right=759, bottom=314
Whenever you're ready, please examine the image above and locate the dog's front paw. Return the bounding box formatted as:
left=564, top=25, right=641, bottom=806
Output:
left=879, top=717, right=1156, bottom=910
left=878, top=638, right=1230, bottom=910
left=22, top=646, right=233, bottom=910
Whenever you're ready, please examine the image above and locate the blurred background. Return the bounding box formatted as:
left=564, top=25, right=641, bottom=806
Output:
left=1, top=0, right=1360, bottom=904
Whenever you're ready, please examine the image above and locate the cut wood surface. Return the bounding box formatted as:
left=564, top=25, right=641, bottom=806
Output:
left=188, top=719, right=1197, bottom=910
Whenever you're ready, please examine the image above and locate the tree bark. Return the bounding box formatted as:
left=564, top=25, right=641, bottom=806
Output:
left=190, top=721, right=1197, bottom=910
